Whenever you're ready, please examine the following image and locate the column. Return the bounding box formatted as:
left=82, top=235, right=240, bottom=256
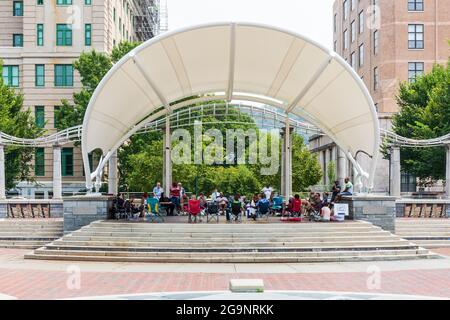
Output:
left=53, top=145, right=62, bottom=200
left=390, top=146, right=401, bottom=197
left=162, top=116, right=172, bottom=196
left=446, top=145, right=450, bottom=199
left=0, top=144, right=5, bottom=200
left=281, top=118, right=292, bottom=199
left=108, top=150, right=118, bottom=195
left=337, top=148, right=347, bottom=187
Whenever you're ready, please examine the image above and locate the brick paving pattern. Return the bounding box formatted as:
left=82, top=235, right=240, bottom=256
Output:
left=0, top=267, right=449, bottom=299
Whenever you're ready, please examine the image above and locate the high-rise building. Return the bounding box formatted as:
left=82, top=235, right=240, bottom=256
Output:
left=0, top=0, right=163, bottom=198
left=310, top=0, right=450, bottom=194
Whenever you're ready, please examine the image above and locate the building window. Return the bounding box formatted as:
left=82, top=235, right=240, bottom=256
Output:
left=13, top=34, right=23, bottom=47
left=56, top=0, right=72, bottom=5
left=85, top=24, right=92, bottom=46
left=408, top=24, right=424, bottom=49
left=113, top=8, right=116, bottom=22
left=343, top=0, right=349, bottom=20
left=56, top=24, right=72, bottom=46
left=359, top=43, right=364, bottom=67
left=62, top=148, right=74, bottom=176
left=13, top=1, right=23, bottom=16
left=37, top=24, right=44, bottom=46
left=85, top=0, right=92, bottom=5
left=408, top=62, right=424, bottom=82
left=35, top=106, right=45, bottom=128
left=373, top=30, right=379, bottom=55
left=374, top=67, right=379, bottom=90
left=35, top=148, right=45, bottom=176
left=54, top=64, right=73, bottom=87
left=351, top=52, right=356, bottom=69
left=35, top=64, right=45, bottom=87
left=408, top=0, right=424, bottom=11
left=359, top=11, right=364, bottom=34
left=2, top=65, right=19, bottom=87
left=350, top=20, right=356, bottom=43
left=343, top=29, right=349, bottom=50
left=37, top=0, right=43, bottom=5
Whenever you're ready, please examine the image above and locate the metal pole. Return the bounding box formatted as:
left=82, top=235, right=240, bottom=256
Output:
left=163, top=116, right=172, bottom=196
left=390, top=146, right=401, bottom=197
left=446, top=145, right=450, bottom=199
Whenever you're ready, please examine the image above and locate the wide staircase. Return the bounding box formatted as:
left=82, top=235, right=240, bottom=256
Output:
left=396, top=218, right=450, bottom=249
left=25, top=220, right=440, bottom=263
left=0, top=219, right=64, bottom=249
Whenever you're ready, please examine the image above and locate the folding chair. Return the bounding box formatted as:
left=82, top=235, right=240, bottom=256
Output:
left=271, top=196, right=284, bottom=216
left=146, top=198, right=164, bottom=223
left=206, top=202, right=220, bottom=223
left=256, top=200, right=270, bottom=221
left=188, top=199, right=201, bottom=223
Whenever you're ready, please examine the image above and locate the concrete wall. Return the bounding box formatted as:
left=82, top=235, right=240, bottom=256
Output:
left=63, top=195, right=112, bottom=233
left=341, top=195, right=397, bottom=232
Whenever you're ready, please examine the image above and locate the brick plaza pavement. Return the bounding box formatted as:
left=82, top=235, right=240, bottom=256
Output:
left=0, top=249, right=449, bottom=299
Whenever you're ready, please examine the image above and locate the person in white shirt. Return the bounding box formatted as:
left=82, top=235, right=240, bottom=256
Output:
left=152, top=182, right=163, bottom=200
left=261, top=185, right=273, bottom=200
left=211, top=189, right=220, bottom=201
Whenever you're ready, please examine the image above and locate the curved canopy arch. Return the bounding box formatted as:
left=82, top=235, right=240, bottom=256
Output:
left=82, top=22, right=380, bottom=191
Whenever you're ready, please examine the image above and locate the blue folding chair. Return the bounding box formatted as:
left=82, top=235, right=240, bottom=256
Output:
left=271, top=196, right=284, bottom=216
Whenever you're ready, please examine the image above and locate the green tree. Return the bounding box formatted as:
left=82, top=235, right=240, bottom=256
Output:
left=291, top=134, right=323, bottom=192
left=0, top=61, right=42, bottom=189
left=111, top=41, right=142, bottom=63
left=392, top=58, right=450, bottom=182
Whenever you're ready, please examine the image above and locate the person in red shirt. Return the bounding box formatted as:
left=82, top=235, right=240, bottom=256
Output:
left=170, top=182, right=181, bottom=214
left=292, top=194, right=302, bottom=217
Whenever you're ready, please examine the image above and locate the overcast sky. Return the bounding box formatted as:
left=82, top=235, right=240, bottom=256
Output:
left=166, top=0, right=335, bottom=49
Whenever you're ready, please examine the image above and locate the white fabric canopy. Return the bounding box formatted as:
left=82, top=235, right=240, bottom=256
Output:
left=82, top=22, right=380, bottom=189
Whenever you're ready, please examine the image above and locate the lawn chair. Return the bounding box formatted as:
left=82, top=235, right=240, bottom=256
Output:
left=188, top=199, right=201, bottom=223
left=256, top=200, right=270, bottom=221
left=271, top=196, right=284, bottom=216
left=146, top=197, right=164, bottom=223
left=206, top=202, right=220, bottom=223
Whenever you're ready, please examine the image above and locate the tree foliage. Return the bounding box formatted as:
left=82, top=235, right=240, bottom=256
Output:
left=392, top=58, right=450, bottom=182
left=0, top=61, right=42, bottom=189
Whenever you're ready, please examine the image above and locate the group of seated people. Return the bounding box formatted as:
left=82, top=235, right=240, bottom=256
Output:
left=112, top=178, right=354, bottom=223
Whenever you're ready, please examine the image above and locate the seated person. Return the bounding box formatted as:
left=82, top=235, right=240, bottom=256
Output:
left=198, top=193, right=207, bottom=210
left=253, top=194, right=270, bottom=220
left=338, top=178, right=353, bottom=198
left=291, top=194, right=302, bottom=217
left=330, top=180, right=341, bottom=204
left=230, top=194, right=244, bottom=222
left=315, top=204, right=331, bottom=222
left=216, top=193, right=228, bottom=214
left=188, top=195, right=201, bottom=223
left=159, top=192, right=175, bottom=216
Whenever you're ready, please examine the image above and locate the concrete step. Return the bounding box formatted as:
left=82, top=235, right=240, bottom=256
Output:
left=25, top=220, right=437, bottom=263
left=42, top=243, right=421, bottom=253
left=409, top=240, right=450, bottom=249
left=25, top=250, right=439, bottom=263
left=51, top=239, right=409, bottom=248
left=62, top=234, right=402, bottom=243
left=73, top=229, right=390, bottom=239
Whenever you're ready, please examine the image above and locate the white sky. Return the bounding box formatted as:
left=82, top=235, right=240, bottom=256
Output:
left=166, top=0, right=335, bottom=50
